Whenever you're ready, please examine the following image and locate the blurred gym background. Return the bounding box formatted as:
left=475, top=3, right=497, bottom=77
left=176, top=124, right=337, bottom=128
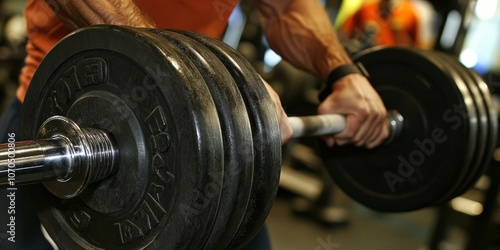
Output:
left=1, top=0, right=500, bottom=249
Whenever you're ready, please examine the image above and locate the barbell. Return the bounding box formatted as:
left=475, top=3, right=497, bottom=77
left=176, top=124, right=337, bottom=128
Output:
left=0, top=25, right=496, bottom=249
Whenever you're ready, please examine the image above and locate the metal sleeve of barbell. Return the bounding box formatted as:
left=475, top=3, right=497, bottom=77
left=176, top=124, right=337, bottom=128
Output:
left=0, top=139, right=72, bottom=187
left=289, top=114, right=346, bottom=139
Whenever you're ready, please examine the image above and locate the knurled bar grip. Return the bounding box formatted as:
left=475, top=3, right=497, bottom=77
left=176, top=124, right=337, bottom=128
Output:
left=0, top=116, right=118, bottom=199
left=289, top=115, right=346, bottom=138
left=288, top=110, right=404, bottom=144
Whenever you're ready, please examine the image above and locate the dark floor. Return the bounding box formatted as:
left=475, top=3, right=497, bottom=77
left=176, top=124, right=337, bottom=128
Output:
left=266, top=189, right=439, bottom=250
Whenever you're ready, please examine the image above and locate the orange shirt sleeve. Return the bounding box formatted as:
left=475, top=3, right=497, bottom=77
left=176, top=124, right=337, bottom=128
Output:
left=17, top=0, right=72, bottom=102
left=135, top=0, right=236, bottom=38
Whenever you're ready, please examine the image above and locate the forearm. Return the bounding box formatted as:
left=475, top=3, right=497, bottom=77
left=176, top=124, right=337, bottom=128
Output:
left=45, top=0, right=156, bottom=29
left=252, top=0, right=351, bottom=81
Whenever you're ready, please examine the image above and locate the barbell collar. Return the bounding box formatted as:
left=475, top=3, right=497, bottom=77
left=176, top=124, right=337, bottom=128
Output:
left=0, top=116, right=119, bottom=198
left=385, top=110, right=404, bottom=145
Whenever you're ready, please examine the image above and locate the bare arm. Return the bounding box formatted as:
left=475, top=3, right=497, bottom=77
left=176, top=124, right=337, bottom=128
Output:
left=252, top=0, right=388, bottom=148
left=252, top=0, right=350, bottom=81
left=45, top=0, right=156, bottom=29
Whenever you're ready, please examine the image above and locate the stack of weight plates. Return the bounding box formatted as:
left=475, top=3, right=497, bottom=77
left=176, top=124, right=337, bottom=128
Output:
left=21, top=25, right=281, bottom=250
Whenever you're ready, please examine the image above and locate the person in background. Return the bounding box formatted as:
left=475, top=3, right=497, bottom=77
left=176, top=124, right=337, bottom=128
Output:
left=340, top=0, right=422, bottom=53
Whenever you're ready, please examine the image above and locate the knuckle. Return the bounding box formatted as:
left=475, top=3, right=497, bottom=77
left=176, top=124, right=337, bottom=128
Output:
left=356, top=107, right=370, bottom=120
left=379, top=107, right=388, bottom=118
left=317, top=101, right=334, bottom=114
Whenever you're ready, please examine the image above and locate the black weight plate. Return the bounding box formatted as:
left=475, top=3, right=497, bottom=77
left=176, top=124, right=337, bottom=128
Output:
left=456, top=59, right=497, bottom=195
left=432, top=52, right=487, bottom=201
left=171, top=30, right=282, bottom=248
left=425, top=51, right=480, bottom=204
left=147, top=29, right=255, bottom=249
left=20, top=25, right=224, bottom=249
left=320, top=46, right=476, bottom=212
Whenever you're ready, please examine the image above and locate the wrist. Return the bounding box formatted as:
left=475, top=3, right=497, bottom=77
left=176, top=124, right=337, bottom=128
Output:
left=318, top=63, right=369, bottom=101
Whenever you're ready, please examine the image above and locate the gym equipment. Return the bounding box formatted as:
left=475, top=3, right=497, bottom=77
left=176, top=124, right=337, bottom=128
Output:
left=0, top=25, right=496, bottom=249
